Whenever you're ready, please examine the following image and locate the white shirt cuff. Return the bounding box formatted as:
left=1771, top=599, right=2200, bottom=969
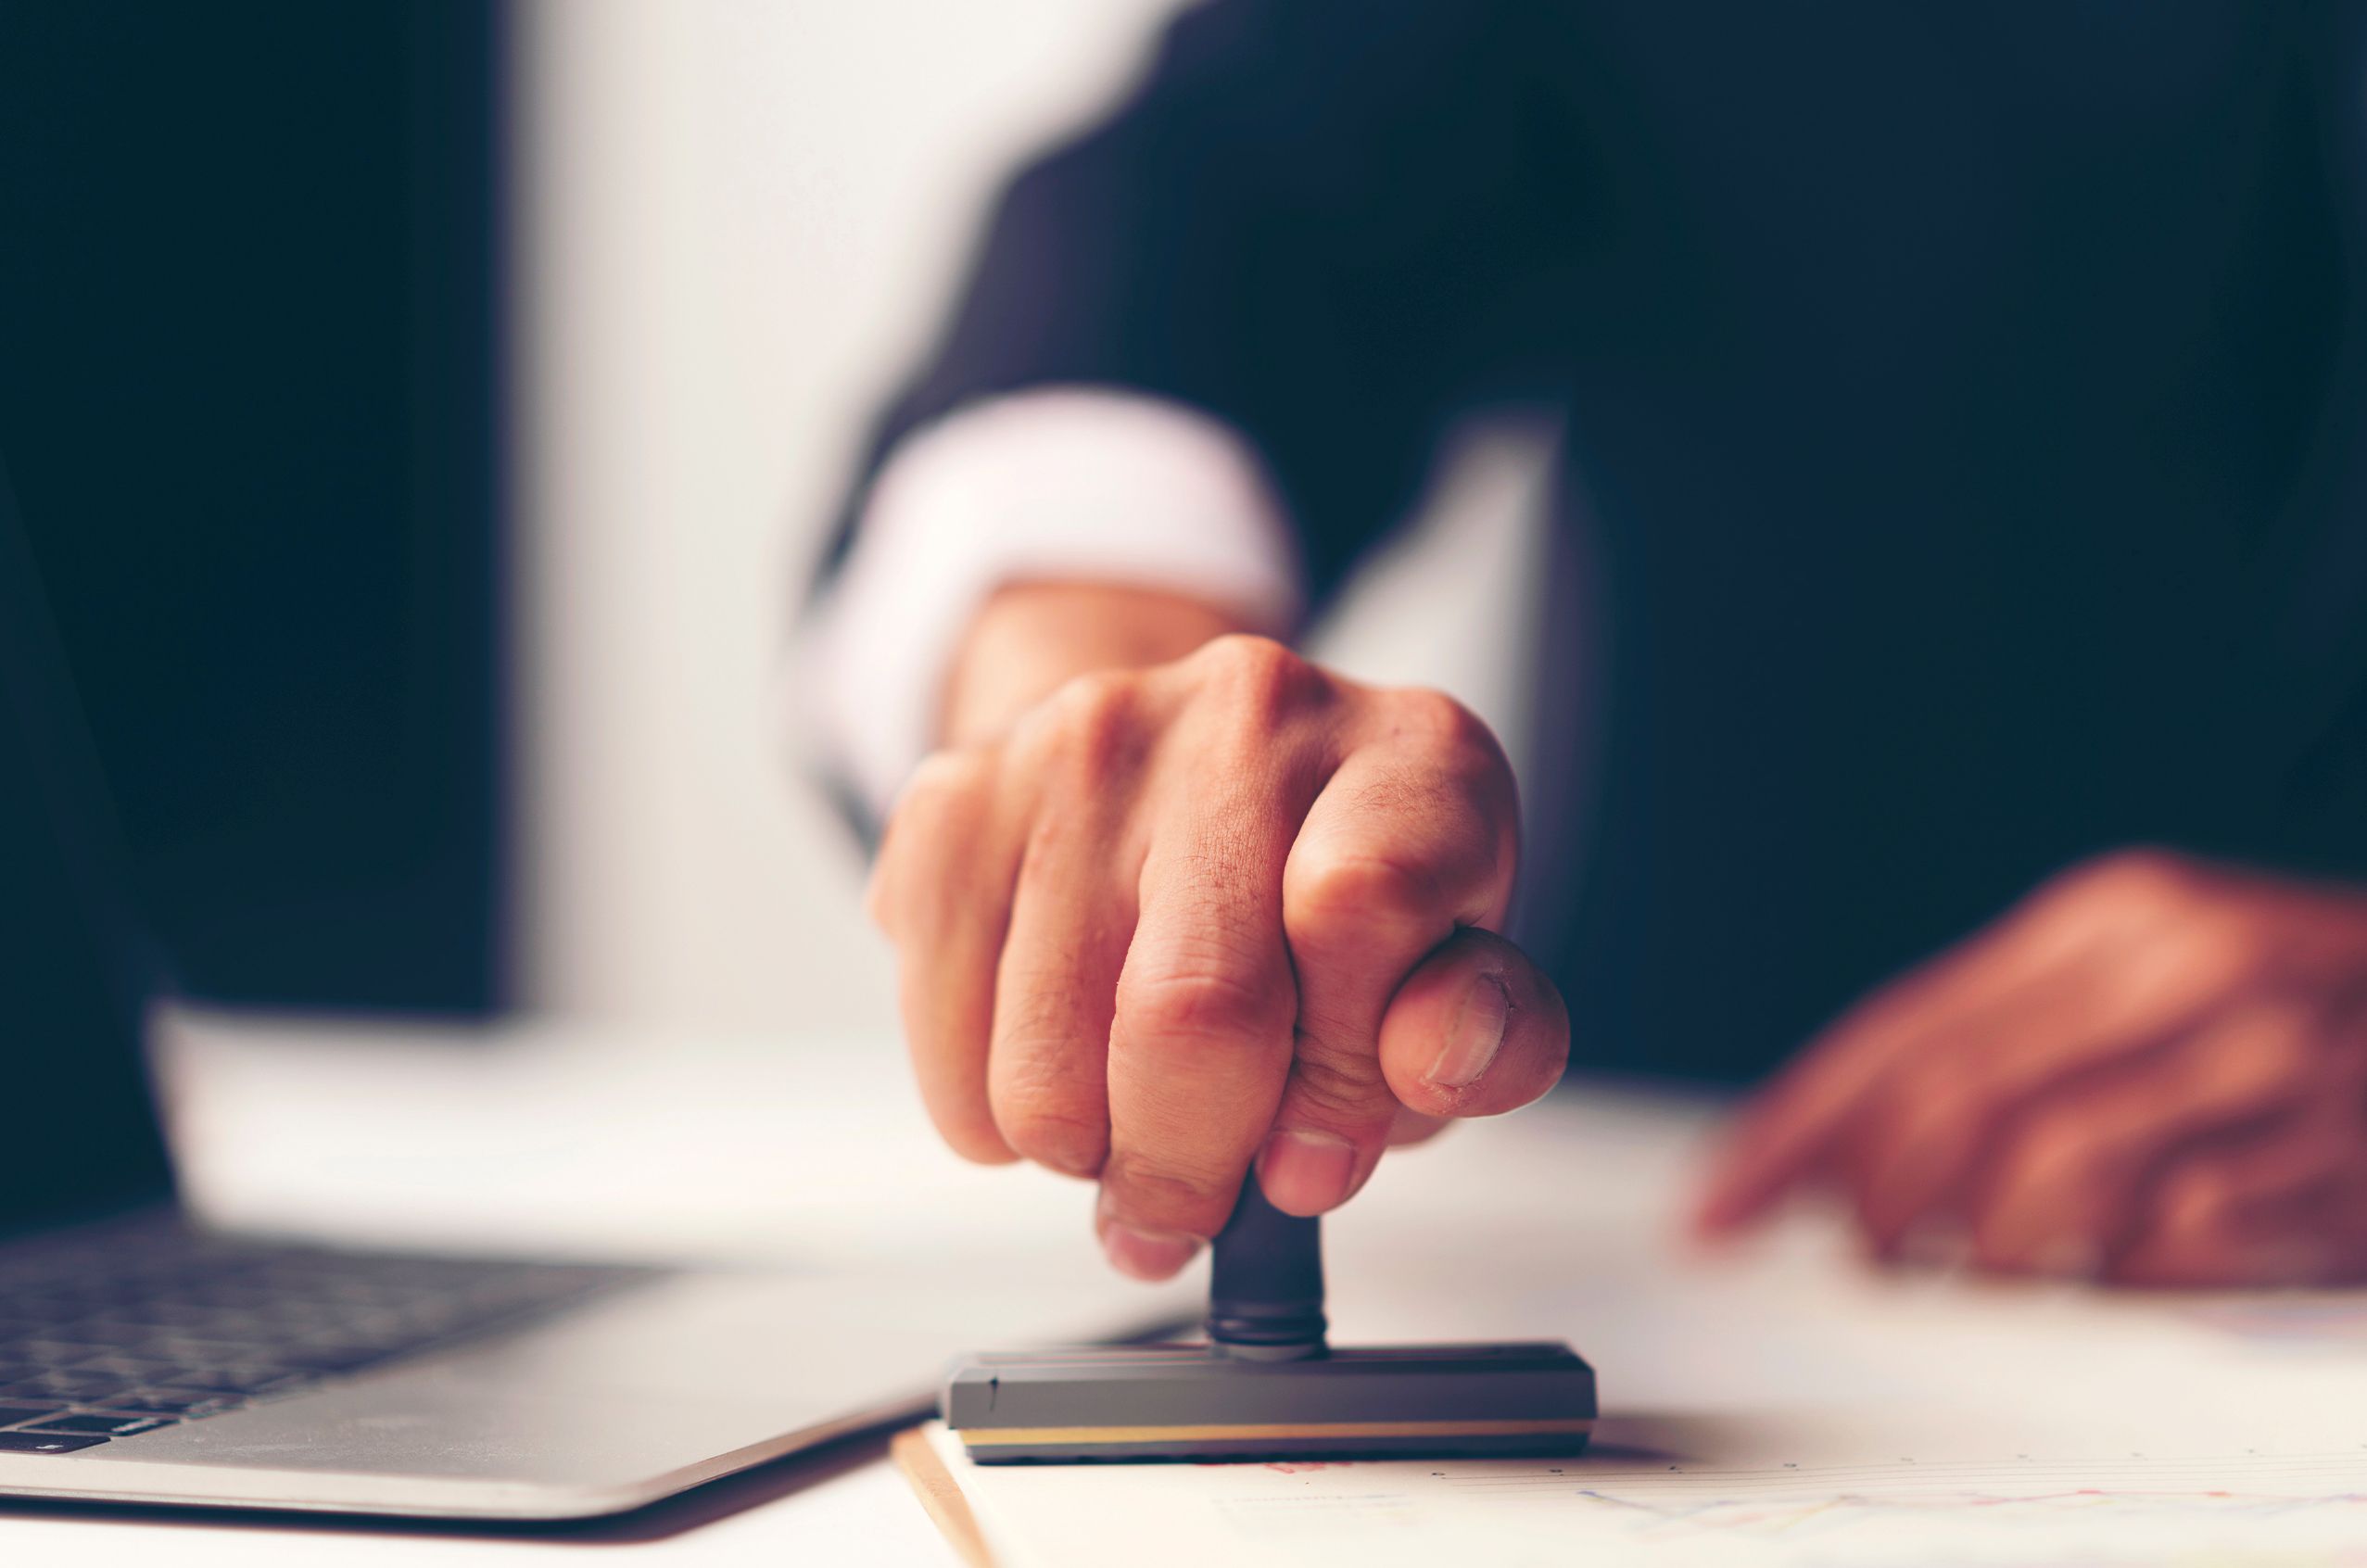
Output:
left=803, top=387, right=1304, bottom=821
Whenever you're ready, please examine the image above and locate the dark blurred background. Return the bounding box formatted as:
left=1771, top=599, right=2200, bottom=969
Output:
left=0, top=4, right=509, bottom=1011
left=0, top=0, right=1507, bottom=1037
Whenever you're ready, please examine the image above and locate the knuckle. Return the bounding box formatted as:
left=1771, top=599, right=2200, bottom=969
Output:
left=1364, top=690, right=1516, bottom=825
left=2193, top=905, right=2279, bottom=977
left=2070, top=846, right=2208, bottom=913
left=882, top=754, right=989, bottom=853
left=1194, top=634, right=1324, bottom=722
left=1117, top=961, right=1287, bottom=1047
left=895, top=747, right=993, bottom=821
left=1035, top=672, right=1145, bottom=781
left=1388, top=695, right=1513, bottom=805
left=1019, top=803, right=1080, bottom=871
left=2123, top=917, right=2265, bottom=1007
left=1381, top=686, right=1498, bottom=759
left=1285, top=845, right=1448, bottom=933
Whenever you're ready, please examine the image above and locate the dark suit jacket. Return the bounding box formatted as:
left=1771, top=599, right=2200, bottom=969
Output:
left=820, top=0, right=2367, bottom=1082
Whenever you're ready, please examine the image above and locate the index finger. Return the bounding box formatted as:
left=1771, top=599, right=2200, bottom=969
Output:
left=1268, top=707, right=1518, bottom=1215
left=1691, top=904, right=2076, bottom=1236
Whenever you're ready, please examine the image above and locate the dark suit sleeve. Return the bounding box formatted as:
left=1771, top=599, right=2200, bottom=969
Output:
left=811, top=0, right=1586, bottom=613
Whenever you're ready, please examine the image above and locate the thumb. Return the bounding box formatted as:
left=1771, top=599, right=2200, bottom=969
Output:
left=1378, top=928, right=1569, bottom=1118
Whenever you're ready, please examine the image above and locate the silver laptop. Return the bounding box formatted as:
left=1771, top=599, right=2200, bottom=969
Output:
left=0, top=468, right=1169, bottom=1520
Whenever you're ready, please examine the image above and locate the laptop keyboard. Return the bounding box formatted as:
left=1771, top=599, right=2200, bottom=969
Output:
left=0, top=1225, right=646, bottom=1453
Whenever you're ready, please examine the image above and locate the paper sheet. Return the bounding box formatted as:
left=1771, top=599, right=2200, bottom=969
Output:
left=927, top=1422, right=2367, bottom=1567
left=920, top=1086, right=2367, bottom=1567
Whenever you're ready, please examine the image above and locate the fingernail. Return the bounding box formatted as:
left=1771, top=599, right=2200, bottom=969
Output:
left=1099, top=1221, right=1200, bottom=1282
left=1258, top=1129, right=1358, bottom=1212
left=1428, top=972, right=1510, bottom=1089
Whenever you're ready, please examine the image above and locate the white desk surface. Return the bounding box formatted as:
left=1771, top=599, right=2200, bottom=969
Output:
left=32, top=1012, right=2348, bottom=1564
left=97, top=1011, right=1707, bottom=1564
left=16, top=1009, right=1708, bottom=1563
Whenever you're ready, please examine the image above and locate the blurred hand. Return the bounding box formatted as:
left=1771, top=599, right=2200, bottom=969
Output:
left=868, top=602, right=1568, bottom=1281
left=1696, top=849, right=2367, bottom=1285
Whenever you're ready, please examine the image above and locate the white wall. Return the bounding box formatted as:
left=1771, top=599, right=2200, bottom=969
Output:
left=514, top=0, right=1546, bottom=1035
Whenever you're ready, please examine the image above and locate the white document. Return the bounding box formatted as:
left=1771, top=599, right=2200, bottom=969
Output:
left=921, top=1085, right=2367, bottom=1566
left=927, top=1419, right=2367, bottom=1568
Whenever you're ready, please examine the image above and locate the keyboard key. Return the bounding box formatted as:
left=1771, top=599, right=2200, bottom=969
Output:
left=23, top=1413, right=171, bottom=1436
left=0, top=1404, right=68, bottom=1426
left=0, top=1431, right=107, bottom=1453
left=99, top=1390, right=234, bottom=1416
